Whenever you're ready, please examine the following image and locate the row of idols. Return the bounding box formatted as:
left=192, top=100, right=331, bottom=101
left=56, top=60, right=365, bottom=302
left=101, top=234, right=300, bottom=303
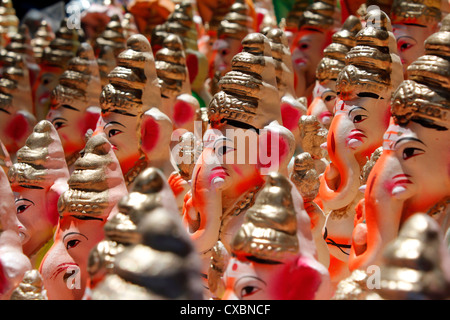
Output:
left=0, top=0, right=449, bottom=300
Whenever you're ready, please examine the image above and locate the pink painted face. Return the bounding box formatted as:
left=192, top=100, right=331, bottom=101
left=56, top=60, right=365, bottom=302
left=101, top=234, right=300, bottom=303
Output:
left=40, top=215, right=106, bottom=300
left=393, top=24, right=435, bottom=77
left=291, top=30, right=329, bottom=97
left=333, top=97, right=390, bottom=162
left=98, top=112, right=141, bottom=175
left=381, top=121, right=450, bottom=214
left=199, top=125, right=263, bottom=199
left=47, top=106, right=100, bottom=158
left=308, top=80, right=337, bottom=127
left=13, top=187, right=57, bottom=257
left=213, top=38, right=242, bottom=75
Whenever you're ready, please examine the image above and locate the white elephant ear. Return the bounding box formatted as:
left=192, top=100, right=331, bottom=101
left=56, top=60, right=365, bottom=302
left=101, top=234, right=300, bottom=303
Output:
left=257, top=120, right=296, bottom=176
left=140, top=107, right=173, bottom=159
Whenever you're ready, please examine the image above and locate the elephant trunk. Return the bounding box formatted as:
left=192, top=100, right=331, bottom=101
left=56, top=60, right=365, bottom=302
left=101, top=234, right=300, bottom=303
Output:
left=319, top=114, right=361, bottom=210
left=348, top=150, right=405, bottom=271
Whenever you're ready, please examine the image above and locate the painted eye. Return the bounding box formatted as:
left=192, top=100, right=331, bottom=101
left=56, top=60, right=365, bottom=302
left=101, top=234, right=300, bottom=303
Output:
left=299, top=43, right=309, bottom=50
left=352, top=114, right=368, bottom=123
left=402, top=147, right=424, bottom=160
left=16, top=204, right=30, bottom=214
left=221, top=49, right=229, bottom=56
left=240, top=286, right=261, bottom=298
left=217, top=145, right=233, bottom=157
left=66, top=239, right=81, bottom=250
left=108, top=129, right=122, bottom=138
left=53, top=121, right=66, bottom=129
left=324, top=94, right=336, bottom=102
left=399, top=42, right=413, bottom=52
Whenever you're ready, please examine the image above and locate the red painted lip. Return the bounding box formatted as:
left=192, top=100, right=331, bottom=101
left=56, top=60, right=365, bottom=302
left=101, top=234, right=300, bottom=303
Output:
left=392, top=174, right=412, bottom=185
left=38, top=91, right=51, bottom=104
left=209, top=166, right=229, bottom=184
left=295, top=58, right=307, bottom=65
left=211, top=166, right=229, bottom=175
left=347, top=130, right=366, bottom=142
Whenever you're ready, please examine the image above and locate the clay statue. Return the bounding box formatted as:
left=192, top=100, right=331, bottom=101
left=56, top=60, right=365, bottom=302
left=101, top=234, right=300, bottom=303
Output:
left=349, top=16, right=450, bottom=271
left=391, top=0, right=442, bottom=77
left=39, top=133, right=128, bottom=300
left=32, top=18, right=81, bottom=122
left=31, top=20, right=54, bottom=65
left=95, top=34, right=175, bottom=188
left=90, top=167, right=203, bottom=300
left=46, top=42, right=102, bottom=171
left=217, top=172, right=332, bottom=300
left=8, top=120, right=69, bottom=268
left=0, top=50, right=36, bottom=157
left=0, top=161, right=32, bottom=300
left=318, top=7, right=403, bottom=285
left=309, top=15, right=362, bottom=129
left=182, top=33, right=296, bottom=296
left=290, top=0, right=336, bottom=102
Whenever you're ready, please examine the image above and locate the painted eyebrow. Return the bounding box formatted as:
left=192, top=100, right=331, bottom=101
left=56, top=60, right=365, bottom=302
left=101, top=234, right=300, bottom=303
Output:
left=394, top=137, right=426, bottom=149
left=61, top=104, right=80, bottom=112
left=348, top=106, right=368, bottom=117
left=213, top=136, right=233, bottom=148
left=63, top=232, right=88, bottom=242
left=235, top=275, right=267, bottom=288
left=15, top=198, right=35, bottom=205
left=0, top=107, right=11, bottom=115
left=51, top=117, right=67, bottom=123
left=103, top=121, right=126, bottom=130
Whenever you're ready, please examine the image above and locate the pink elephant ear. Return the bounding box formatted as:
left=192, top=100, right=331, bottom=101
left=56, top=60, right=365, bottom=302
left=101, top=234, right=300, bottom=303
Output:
left=270, top=256, right=322, bottom=300
left=186, top=52, right=198, bottom=84
left=5, top=111, right=35, bottom=145
left=172, top=94, right=198, bottom=128
left=81, top=107, right=101, bottom=136
left=258, top=121, right=295, bottom=175
left=140, top=112, right=161, bottom=154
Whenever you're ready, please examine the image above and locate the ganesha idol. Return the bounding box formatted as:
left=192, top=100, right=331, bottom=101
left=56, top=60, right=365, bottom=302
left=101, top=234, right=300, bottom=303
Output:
left=308, top=15, right=362, bottom=130
left=39, top=133, right=128, bottom=300
left=0, top=51, right=36, bottom=157
left=33, top=18, right=80, bottom=122
left=95, top=34, right=175, bottom=188
left=209, top=0, right=254, bottom=93
left=290, top=0, right=336, bottom=103
left=318, top=8, right=403, bottom=284
left=390, top=0, right=441, bottom=78
left=348, top=17, right=450, bottom=271
left=154, top=33, right=199, bottom=133
left=213, top=172, right=332, bottom=300
left=0, top=162, right=32, bottom=300
left=182, top=33, right=297, bottom=295
left=8, top=120, right=69, bottom=269
left=46, top=42, right=102, bottom=171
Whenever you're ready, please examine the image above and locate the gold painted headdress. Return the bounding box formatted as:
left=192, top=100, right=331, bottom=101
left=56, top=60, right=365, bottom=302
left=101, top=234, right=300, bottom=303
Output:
left=31, top=20, right=54, bottom=64
left=151, top=0, right=198, bottom=52
left=51, top=42, right=101, bottom=111
left=217, top=0, right=253, bottom=41
left=0, top=50, right=34, bottom=115
left=391, top=14, right=450, bottom=129
left=155, top=33, right=188, bottom=99
left=316, top=15, right=362, bottom=83
left=298, top=0, right=336, bottom=32
left=208, top=32, right=281, bottom=129
left=376, top=214, right=450, bottom=299
left=100, top=34, right=161, bottom=116
left=57, top=133, right=126, bottom=219
left=4, top=24, right=35, bottom=63
left=122, top=13, right=139, bottom=39
left=336, top=8, right=395, bottom=100
left=0, top=0, right=18, bottom=42
left=231, top=172, right=299, bottom=263
left=41, top=18, right=80, bottom=69
left=88, top=167, right=167, bottom=282
left=285, top=0, right=310, bottom=32
left=91, top=167, right=203, bottom=300
left=390, top=0, right=441, bottom=27
left=95, top=14, right=127, bottom=58
left=8, top=120, right=69, bottom=189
